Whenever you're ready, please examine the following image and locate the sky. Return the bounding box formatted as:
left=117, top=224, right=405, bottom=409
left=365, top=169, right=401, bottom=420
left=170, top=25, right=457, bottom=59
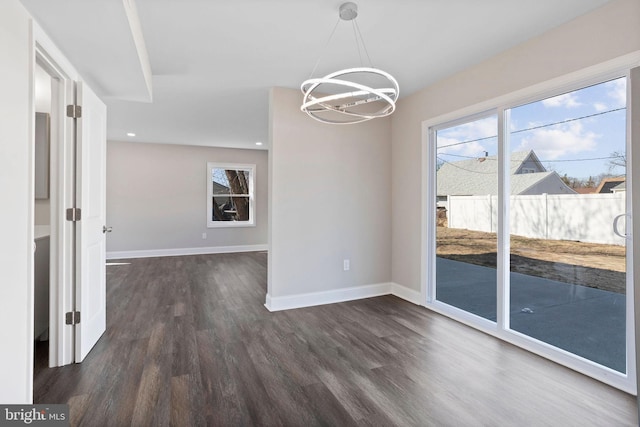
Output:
left=436, top=77, right=627, bottom=181
left=212, top=168, right=231, bottom=188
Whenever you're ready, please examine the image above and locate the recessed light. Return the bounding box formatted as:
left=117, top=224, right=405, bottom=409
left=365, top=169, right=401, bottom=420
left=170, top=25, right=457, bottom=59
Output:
left=127, top=132, right=136, bottom=137
left=255, top=142, right=263, bottom=146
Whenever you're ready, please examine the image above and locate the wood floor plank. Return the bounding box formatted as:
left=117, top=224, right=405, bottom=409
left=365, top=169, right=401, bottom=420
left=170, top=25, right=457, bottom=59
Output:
left=33, top=252, right=637, bottom=426
left=222, top=340, right=284, bottom=426
left=131, top=362, right=164, bottom=426
left=243, top=337, right=322, bottom=426
left=301, top=382, right=358, bottom=426
left=170, top=375, right=190, bottom=427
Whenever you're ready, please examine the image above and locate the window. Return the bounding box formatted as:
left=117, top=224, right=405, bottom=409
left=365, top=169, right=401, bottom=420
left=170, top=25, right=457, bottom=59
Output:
left=206, top=162, right=255, bottom=228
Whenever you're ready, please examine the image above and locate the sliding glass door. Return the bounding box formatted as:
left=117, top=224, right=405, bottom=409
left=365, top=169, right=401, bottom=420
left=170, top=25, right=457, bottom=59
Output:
left=434, top=114, right=498, bottom=322
left=429, top=74, right=632, bottom=384
left=507, top=78, right=628, bottom=373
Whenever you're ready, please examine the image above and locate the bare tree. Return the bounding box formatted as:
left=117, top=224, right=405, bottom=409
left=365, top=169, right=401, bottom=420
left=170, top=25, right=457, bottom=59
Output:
left=225, top=170, right=250, bottom=221
left=560, top=173, right=583, bottom=188
left=608, top=151, right=626, bottom=172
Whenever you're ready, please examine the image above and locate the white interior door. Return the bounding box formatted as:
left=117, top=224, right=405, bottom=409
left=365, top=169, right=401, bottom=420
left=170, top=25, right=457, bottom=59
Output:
left=75, top=81, right=107, bottom=362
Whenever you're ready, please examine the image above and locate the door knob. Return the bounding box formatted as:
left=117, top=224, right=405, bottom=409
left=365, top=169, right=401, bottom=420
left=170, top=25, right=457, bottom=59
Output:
left=103, top=226, right=113, bottom=234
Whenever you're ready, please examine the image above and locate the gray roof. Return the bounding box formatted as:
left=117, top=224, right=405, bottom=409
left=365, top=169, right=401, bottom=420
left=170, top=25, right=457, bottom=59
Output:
left=511, top=172, right=559, bottom=194
left=596, top=178, right=625, bottom=193
left=437, top=150, right=574, bottom=196
left=212, top=181, right=230, bottom=195
left=611, top=181, right=626, bottom=191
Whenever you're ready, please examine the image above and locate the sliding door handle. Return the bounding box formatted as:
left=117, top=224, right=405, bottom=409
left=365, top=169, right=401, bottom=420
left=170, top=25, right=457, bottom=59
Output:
left=612, top=213, right=629, bottom=239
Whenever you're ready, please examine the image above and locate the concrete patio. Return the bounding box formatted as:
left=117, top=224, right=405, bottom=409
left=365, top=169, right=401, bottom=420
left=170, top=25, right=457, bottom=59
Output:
left=436, top=257, right=626, bottom=373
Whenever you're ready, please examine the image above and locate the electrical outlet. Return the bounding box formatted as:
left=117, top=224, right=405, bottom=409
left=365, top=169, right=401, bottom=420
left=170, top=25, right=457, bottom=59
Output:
left=343, top=259, right=350, bottom=271
left=201, top=232, right=207, bottom=239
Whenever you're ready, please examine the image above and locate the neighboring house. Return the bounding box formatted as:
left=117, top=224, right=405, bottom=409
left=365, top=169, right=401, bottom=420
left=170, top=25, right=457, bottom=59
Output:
left=596, top=177, right=626, bottom=193
left=212, top=181, right=230, bottom=194
left=611, top=182, right=626, bottom=193
left=437, top=150, right=576, bottom=203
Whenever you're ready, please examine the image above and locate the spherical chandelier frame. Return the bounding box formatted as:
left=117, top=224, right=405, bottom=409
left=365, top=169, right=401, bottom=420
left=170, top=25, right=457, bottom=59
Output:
left=300, top=67, right=399, bottom=125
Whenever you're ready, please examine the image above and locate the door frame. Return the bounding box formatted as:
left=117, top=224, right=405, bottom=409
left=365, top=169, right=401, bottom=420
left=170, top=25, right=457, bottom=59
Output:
left=32, top=23, right=81, bottom=368
left=420, top=52, right=640, bottom=394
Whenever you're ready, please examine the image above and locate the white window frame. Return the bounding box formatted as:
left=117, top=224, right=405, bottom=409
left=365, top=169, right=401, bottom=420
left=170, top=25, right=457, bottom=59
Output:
left=421, top=54, right=640, bottom=394
left=206, top=162, right=255, bottom=228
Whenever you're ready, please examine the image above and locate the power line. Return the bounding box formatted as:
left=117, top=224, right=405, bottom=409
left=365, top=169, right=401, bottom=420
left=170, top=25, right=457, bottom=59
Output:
left=511, top=107, right=626, bottom=134
left=437, top=106, right=626, bottom=150
left=439, top=152, right=625, bottom=163
left=437, top=134, right=497, bottom=149
left=542, top=155, right=625, bottom=163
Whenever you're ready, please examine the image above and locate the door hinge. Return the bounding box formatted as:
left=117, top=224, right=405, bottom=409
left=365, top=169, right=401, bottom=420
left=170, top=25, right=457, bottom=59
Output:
left=66, top=207, right=81, bottom=222
left=65, top=311, right=81, bottom=325
left=66, top=104, right=82, bottom=118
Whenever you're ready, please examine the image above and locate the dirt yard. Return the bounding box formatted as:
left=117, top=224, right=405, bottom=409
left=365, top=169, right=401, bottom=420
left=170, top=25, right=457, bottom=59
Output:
left=437, top=227, right=626, bottom=294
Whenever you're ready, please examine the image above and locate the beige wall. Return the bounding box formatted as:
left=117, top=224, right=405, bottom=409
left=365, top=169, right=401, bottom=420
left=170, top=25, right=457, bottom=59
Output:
left=106, top=141, right=268, bottom=255
left=391, top=0, right=640, bottom=291
left=0, top=0, right=34, bottom=403
left=268, top=87, right=392, bottom=299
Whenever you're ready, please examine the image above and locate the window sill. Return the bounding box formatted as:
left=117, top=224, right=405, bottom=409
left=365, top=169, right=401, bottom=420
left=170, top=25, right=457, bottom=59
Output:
left=207, top=222, right=256, bottom=229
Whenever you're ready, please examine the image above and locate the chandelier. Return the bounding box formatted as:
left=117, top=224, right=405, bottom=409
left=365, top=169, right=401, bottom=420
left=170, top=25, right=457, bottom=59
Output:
left=300, top=2, right=399, bottom=125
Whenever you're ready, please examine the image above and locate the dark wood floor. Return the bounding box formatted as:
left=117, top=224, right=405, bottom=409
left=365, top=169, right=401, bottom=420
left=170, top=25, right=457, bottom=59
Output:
left=34, top=252, right=637, bottom=426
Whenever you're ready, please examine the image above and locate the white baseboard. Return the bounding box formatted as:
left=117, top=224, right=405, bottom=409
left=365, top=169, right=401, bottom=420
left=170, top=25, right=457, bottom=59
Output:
left=391, top=283, right=422, bottom=305
left=106, top=244, right=268, bottom=260
left=265, top=282, right=393, bottom=312
left=264, top=282, right=423, bottom=312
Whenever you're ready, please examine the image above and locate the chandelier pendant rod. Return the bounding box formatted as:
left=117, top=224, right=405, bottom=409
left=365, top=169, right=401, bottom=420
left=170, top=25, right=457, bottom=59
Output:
left=353, top=19, right=374, bottom=68
left=307, top=18, right=341, bottom=79
left=351, top=20, right=364, bottom=67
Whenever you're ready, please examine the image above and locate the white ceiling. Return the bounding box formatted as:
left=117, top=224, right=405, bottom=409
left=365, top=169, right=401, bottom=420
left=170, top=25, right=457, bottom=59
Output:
left=21, top=0, right=612, bottom=150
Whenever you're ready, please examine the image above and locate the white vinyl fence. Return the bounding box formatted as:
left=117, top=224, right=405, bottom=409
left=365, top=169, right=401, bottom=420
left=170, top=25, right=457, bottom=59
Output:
left=446, top=193, right=627, bottom=245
